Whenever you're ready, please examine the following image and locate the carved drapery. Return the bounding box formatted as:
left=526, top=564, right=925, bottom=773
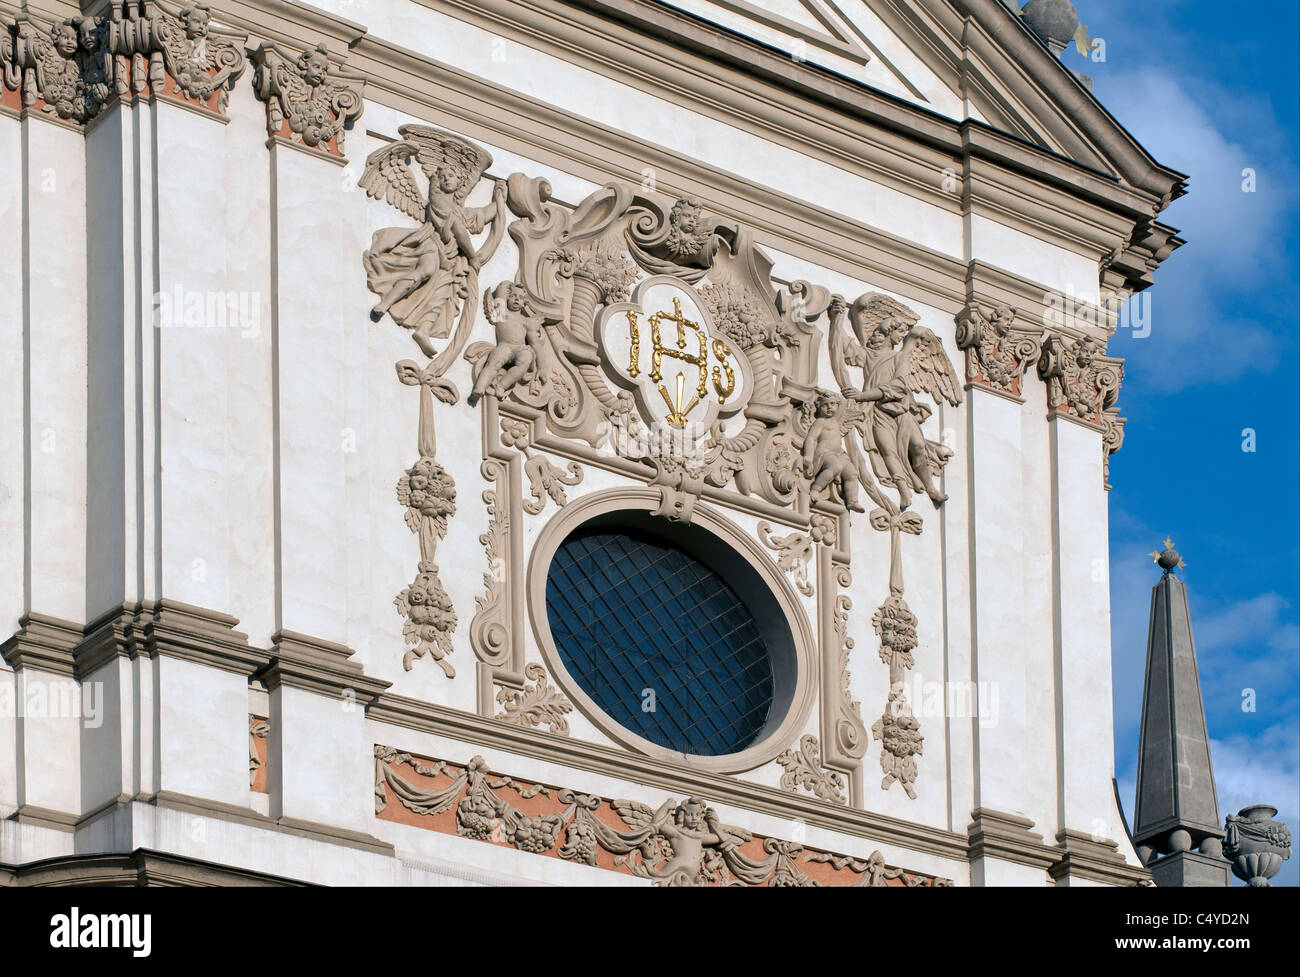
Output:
left=375, top=746, right=951, bottom=886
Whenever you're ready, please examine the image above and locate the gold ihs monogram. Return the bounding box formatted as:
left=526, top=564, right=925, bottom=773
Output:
left=624, top=298, right=736, bottom=428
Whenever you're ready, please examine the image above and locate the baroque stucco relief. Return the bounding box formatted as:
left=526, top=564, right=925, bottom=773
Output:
left=0, top=2, right=247, bottom=123
left=361, top=123, right=974, bottom=805
left=374, top=746, right=951, bottom=887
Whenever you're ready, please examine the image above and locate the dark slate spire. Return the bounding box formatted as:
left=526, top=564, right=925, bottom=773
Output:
left=1132, top=539, right=1227, bottom=885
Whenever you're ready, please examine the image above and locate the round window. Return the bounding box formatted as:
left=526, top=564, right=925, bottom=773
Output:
left=544, top=522, right=785, bottom=757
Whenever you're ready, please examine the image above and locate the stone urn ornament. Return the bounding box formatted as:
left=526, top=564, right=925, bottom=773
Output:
left=1222, top=805, right=1292, bottom=886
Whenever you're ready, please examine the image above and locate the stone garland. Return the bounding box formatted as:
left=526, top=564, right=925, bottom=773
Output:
left=374, top=747, right=951, bottom=887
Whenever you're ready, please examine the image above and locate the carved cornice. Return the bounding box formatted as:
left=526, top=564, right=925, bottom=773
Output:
left=966, top=807, right=1059, bottom=871
left=0, top=848, right=307, bottom=886
left=955, top=301, right=1043, bottom=399
left=250, top=39, right=364, bottom=160
left=4, top=600, right=272, bottom=681
left=72, top=788, right=396, bottom=856
left=1051, top=829, right=1151, bottom=886
left=97, top=598, right=271, bottom=676
left=0, top=612, right=82, bottom=677
left=259, top=629, right=391, bottom=706
left=1037, top=332, right=1123, bottom=429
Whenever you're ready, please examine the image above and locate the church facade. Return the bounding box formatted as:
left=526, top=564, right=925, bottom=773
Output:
left=0, top=0, right=1183, bottom=886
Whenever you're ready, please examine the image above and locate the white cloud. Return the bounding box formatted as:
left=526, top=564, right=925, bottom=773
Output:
left=1089, top=67, right=1296, bottom=392
left=1212, top=726, right=1299, bottom=887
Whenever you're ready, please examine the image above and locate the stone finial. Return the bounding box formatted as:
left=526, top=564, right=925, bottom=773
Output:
left=1133, top=542, right=1225, bottom=884
left=1147, top=537, right=1187, bottom=574
left=1223, top=805, right=1292, bottom=886
left=1021, top=0, right=1079, bottom=56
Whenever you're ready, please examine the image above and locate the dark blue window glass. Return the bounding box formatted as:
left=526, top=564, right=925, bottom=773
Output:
left=545, top=529, right=775, bottom=756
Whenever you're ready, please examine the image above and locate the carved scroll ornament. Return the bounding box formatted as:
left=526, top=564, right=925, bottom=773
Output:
left=375, top=747, right=951, bottom=886
left=954, top=302, right=1043, bottom=397
left=358, top=142, right=962, bottom=800
left=252, top=41, right=364, bottom=157
left=1037, top=332, right=1123, bottom=427
left=1, top=3, right=247, bottom=123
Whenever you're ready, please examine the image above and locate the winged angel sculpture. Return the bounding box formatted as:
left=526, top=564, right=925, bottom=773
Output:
left=826, top=293, right=962, bottom=510
left=360, top=125, right=508, bottom=359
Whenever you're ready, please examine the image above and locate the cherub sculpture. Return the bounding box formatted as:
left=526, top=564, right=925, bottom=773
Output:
left=13, top=15, right=112, bottom=123
left=829, top=293, right=962, bottom=509
left=798, top=391, right=865, bottom=512
left=468, top=281, right=549, bottom=405
left=361, top=125, right=508, bottom=357
left=610, top=796, right=770, bottom=886
left=252, top=42, right=364, bottom=153
left=148, top=3, right=246, bottom=113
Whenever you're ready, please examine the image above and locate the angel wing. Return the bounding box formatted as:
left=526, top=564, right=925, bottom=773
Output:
left=610, top=798, right=659, bottom=832
left=901, top=326, right=963, bottom=407
left=837, top=397, right=869, bottom=435
left=849, top=292, right=919, bottom=346
left=359, top=140, right=427, bottom=223
left=398, top=124, right=493, bottom=203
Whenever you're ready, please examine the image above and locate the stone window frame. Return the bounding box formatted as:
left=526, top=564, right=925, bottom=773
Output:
left=526, top=486, right=817, bottom=774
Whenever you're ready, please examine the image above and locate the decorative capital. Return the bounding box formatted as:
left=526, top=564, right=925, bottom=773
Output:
left=251, top=40, right=365, bottom=158
left=1, top=3, right=247, bottom=125
left=110, top=1, right=248, bottom=117
left=3, top=12, right=113, bottom=124
left=954, top=301, right=1042, bottom=397
left=1037, top=332, right=1123, bottom=427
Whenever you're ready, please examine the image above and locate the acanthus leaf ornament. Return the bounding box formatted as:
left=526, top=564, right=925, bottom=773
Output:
left=111, top=2, right=247, bottom=116
left=776, top=734, right=846, bottom=804
left=954, top=302, right=1043, bottom=397
left=252, top=41, right=364, bottom=157
left=1037, top=332, right=1123, bottom=427
left=495, top=662, right=573, bottom=735
left=758, top=520, right=814, bottom=597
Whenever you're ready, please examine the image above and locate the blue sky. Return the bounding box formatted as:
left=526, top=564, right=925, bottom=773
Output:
left=1058, top=0, right=1300, bottom=884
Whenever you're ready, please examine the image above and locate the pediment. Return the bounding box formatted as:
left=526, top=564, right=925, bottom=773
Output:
left=659, top=0, right=1185, bottom=199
